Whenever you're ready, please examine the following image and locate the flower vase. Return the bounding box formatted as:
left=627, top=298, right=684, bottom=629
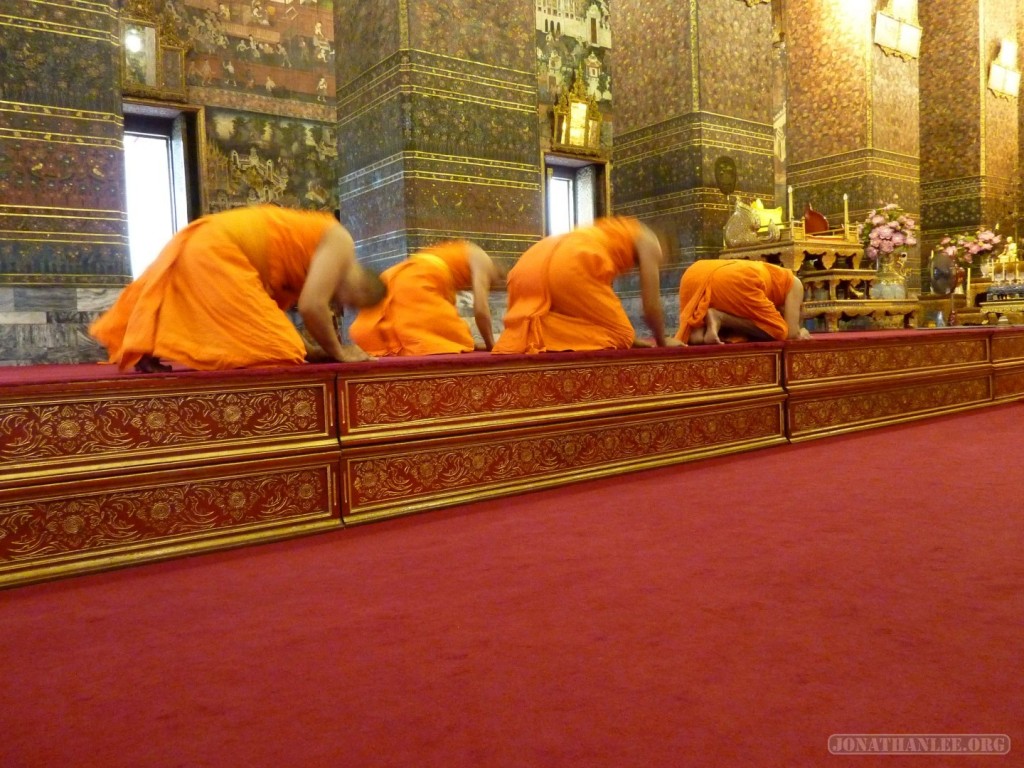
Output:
left=870, top=253, right=908, bottom=300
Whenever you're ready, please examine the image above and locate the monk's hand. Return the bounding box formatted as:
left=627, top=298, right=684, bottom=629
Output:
left=338, top=344, right=376, bottom=362
left=662, top=338, right=686, bottom=348
left=632, top=338, right=655, bottom=348
left=796, top=328, right=813, bottom=340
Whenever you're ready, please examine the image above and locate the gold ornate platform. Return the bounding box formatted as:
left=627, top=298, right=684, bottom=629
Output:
left=719, top=238, right=865, bottom=273
left=3, top=329, right=1024, bottom=588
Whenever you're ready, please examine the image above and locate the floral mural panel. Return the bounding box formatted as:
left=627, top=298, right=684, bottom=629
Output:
left=204, top=107, right=338, bottom=212
left=164, top=0, right=335, bottom=112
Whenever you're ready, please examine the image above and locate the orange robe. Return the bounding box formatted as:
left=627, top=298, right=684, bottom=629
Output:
left=675, top=259, right=794, bottom=344
left=90, top=205, right=336, bottom=371
left=493, top=217, right=641, bottom=354
left=349, top=241, right=476, bottom=356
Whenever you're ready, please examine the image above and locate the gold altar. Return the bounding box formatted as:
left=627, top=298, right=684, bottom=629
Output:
left=719, top=215, right=917, bottom=332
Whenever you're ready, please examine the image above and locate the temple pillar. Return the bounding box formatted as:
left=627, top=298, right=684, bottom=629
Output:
left=785, top=0, right=921, bottom=288
left=333, top=0, right=543, bottom=274
left=919, top=0, right=1019, bottom=279
left=0, top=0, right=127, bottom=363
left=611, top=0, right=776, bottom=274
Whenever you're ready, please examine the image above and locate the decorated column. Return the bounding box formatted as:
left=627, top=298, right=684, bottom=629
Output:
left=0, top=0, right=127, bottom=363
left=334, top=0, right=543, bottom=274
left=784, top=0, right=921, bottom=288
left=919, top=0, right=1019, bottom=285
left=611, top=0, right=776, bottom=278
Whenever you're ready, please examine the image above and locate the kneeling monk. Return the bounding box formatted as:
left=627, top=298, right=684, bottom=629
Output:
left=90, top=205, right=386, bottom=371
left=349, top=240, right=502, bottom=355
left=493, top=217, right=673, bottom=353
left=675, top=259, right=810, bottom=344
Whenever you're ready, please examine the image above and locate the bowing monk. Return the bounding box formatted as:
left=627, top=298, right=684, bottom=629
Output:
left=90, top=205, right=386, bottom=372
left=349, top=240, right=502, bottom=355
left=493, top=217, right=676, bottom=353
left=675, top=259, right=810, bottom=345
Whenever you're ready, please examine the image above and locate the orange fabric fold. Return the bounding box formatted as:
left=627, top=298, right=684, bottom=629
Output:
left=675, top=259, right=794, bottom=343
left=493, top=217, right=641, bottom=354
left=90, top=206, right=335, bottom=370
left=349, top=241, right=475, bottom=356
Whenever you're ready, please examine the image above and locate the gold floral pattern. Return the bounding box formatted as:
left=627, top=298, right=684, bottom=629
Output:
left=0, top=468, right=330, bottom=565
left=346, top=401, right=784, bottom=511
left=789, top=377, right=991, bottom=438
left=991, top=333, right=1024, bottom=363
left=1, top=386, right=326, bottom=469
left=346, top=354, right=779, bottom=431
left=786, top=339, right=988, bottom=383
left=994, top=370, right=1024, bottom=400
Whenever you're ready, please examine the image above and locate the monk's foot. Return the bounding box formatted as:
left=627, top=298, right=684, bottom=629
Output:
left=689, top=327, right=706, bottom=344
left=705, top=309, right=725, bottom=345
left=135, top=354, right=172, bottom=373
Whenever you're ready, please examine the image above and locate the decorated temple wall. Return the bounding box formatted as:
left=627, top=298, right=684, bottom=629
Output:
left=920, top=0, right=1019, bottom=252
left=169, top=0, right=340, bottom=212
left=536, top=0, right=614, bottom=154
left=785, top=0, right=872, bottom=163
left=611, top=0, right=774, bottom=287
left=0, top=0, right=127, bottom=364
left=335, top=0, right=542, bottom=275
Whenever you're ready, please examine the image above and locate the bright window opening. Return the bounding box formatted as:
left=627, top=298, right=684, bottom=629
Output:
left=124, top=132, right=177, bottom=277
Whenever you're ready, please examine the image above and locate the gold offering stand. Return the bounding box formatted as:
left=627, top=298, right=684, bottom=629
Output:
left=718, top=194, right=917, bottom=332
left=977, top=260, right=1024, bottom=325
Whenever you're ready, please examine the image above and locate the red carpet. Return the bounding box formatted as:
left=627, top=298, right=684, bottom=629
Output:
left=2, top=404, right=1022, bottom=767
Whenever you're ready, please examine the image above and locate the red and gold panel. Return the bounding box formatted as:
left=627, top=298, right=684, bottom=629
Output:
left=993, top=369, right=1024, bottom=401
left=787, top=375, right=992, bottom=441
left=990, top=330, right=1024, bottom=364
left=341, top=396, right=787, bottom=523
left=340, top=349, right=782, bottom=442
left=0, top=452, right=340, bottom=588
left=785, top=333, right=990, bottom=386
left=1, top=378, right=335, bottom=487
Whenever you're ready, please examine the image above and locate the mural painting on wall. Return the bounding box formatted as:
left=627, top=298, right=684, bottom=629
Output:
left=204, top=108, right=338, bottom=212
left=536, top=0, right=612, bottom=107
left=162, top=0, right=334, bottom=107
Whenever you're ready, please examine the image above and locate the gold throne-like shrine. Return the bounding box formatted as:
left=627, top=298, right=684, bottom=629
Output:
left=719, top=196, right=918, bottom=332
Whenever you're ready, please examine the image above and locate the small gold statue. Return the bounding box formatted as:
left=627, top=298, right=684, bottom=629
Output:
left=999, top=236, right=1017, bottom=263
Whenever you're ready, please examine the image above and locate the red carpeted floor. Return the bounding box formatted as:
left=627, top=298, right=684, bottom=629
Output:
left=2, top=405, right=1022, bottom=768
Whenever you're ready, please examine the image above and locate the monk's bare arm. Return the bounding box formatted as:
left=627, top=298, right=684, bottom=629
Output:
left=468, top=243, right=497, bottom=351
left=298, top=224, right=373, bottom=362
left=782, top=277, right=812, bottom=340
left=635, top=226, right=670, bottom=346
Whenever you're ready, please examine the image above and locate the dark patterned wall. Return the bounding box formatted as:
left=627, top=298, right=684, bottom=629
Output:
left=0, top=0, right=127, bottom=364
left=335, top=0, right=542, bottom=272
